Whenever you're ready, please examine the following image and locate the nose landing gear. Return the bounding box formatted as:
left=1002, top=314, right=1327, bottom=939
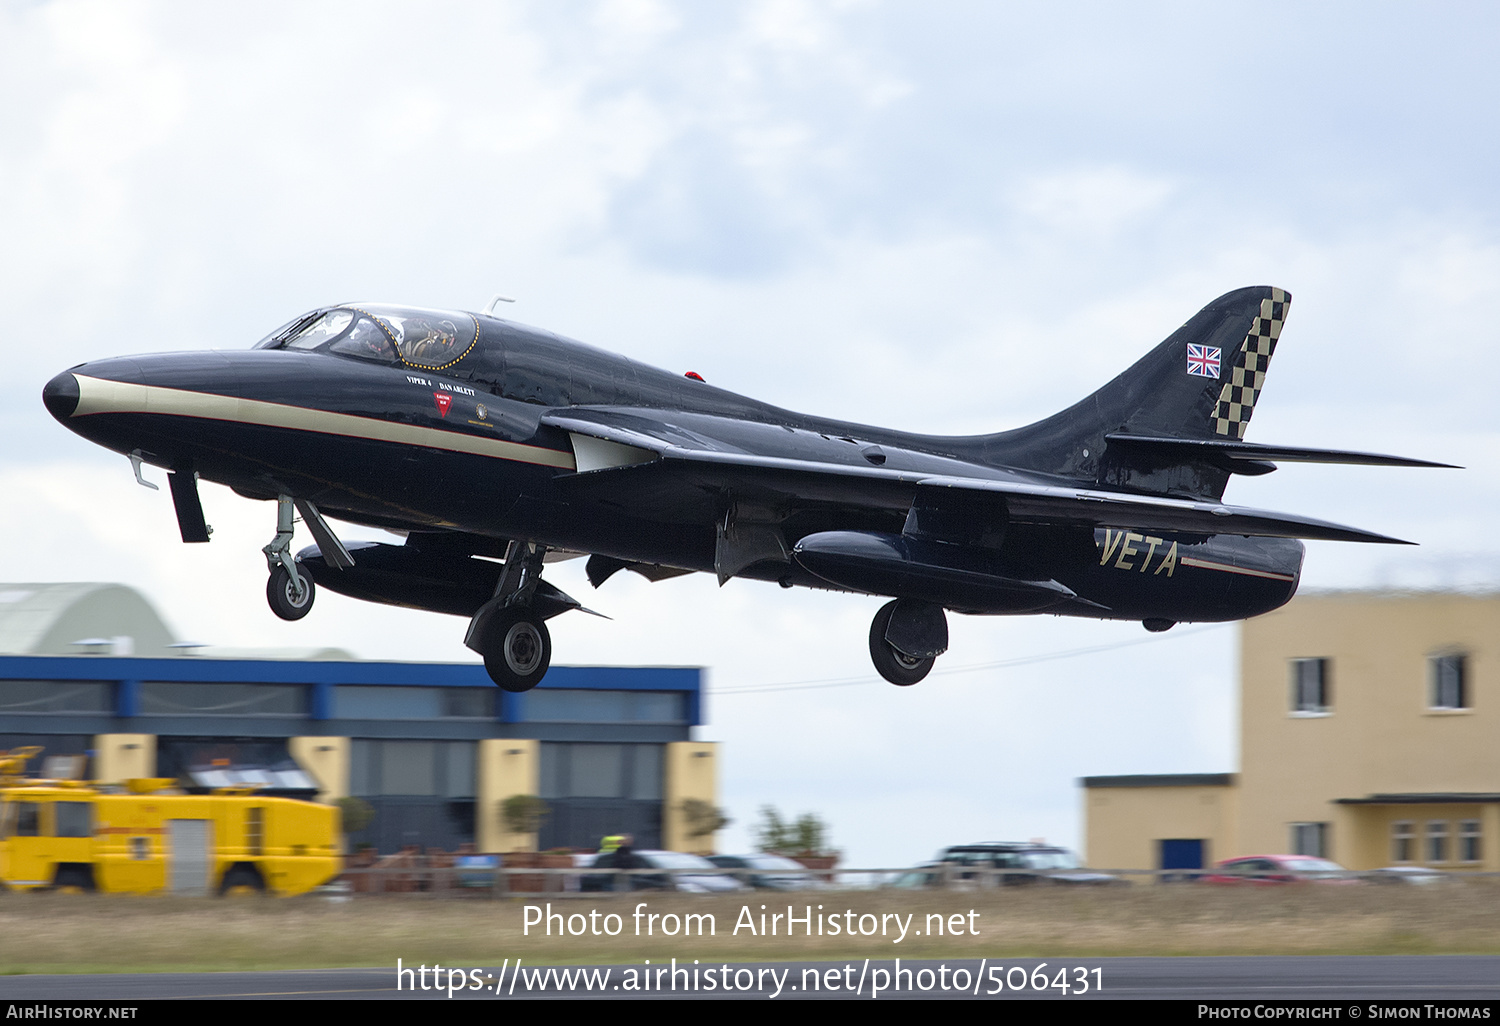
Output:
left=263, top=496, right=314, bottom=621
left=267, top=563, right=314, bottom=620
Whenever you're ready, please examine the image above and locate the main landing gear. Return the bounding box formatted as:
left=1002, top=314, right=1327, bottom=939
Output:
left=868, top=599, right=948, bottom=686
left=465, top=541, right=554, bottom=692
left=263, top=496, right=314, bottom=621
left=480, top=609, right=551, bottom=693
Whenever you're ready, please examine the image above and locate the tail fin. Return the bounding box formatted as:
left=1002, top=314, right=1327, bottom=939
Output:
left=1209, top=288, right=1289, bottom=439
left=979, top=286, right=1291, bottom=497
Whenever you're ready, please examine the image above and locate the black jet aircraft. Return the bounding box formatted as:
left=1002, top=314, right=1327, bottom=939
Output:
left=42, top=286, right=1452, bottom=690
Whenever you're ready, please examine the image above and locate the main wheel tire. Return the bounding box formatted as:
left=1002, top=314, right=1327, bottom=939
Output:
left=482, top=612, right=551, bottom=692
left=869, top=600, right=936, bottom=686
left=267, top=564, right=315, bottom=621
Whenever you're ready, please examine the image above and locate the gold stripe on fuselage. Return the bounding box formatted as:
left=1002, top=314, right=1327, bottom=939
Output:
left=1177, top=555, right=1296, bottom=582
left=70, top=375, right=578, bottom=470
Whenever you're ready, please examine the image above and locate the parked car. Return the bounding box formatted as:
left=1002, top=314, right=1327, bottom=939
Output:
left=1202, top=855, right=1357, bottom=884
left=888, top=862, right=944, bottom=889
left=579, top=850, right=748, bottom=893
left=937, top=842, right=1123, bottom=886
left=1364, top=866, right=1448, bottom=885
left=706, top=854, right=826, bottom=890
left=889, top=843, right=1120, bottom=888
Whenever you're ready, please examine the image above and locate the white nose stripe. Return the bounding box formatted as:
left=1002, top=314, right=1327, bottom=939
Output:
left=70, top=375, right=578, bottom=470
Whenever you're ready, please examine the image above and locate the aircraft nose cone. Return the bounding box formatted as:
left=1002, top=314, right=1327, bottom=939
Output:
left=42, top=370, right=80, bottom=421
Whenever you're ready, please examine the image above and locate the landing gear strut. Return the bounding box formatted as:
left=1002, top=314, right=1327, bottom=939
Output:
left=263, top=495, right=314, bottom=620
left=868, top=599, right=946, bottom=686
left=465, top=541, right=554, bottom=692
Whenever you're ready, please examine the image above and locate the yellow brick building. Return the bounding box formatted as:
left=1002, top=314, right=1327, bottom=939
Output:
left=1083, top=592, right=1500, bottom=873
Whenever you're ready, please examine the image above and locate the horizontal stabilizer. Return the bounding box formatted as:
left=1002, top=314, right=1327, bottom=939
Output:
left=1105, top=433, right=1459, bottom=469
left=930, top=476, right=1415, bottom=545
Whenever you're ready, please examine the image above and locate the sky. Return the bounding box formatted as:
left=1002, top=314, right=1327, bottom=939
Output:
left=1, top=0, right=1497, bottom=869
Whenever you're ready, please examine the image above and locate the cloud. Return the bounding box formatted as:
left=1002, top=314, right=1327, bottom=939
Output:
left=1009, top=166, right=1178, bottom=239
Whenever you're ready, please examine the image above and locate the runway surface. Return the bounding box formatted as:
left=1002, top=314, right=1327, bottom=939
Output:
left=1, top=956, right=1497, bottom=1000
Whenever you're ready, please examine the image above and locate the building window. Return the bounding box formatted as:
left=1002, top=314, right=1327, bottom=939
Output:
left=349, top=740, right=477, bottom=798
left=1290, top=822, right=1329, bottom=858
left=1429, top=654, right=1468, bottom=710
left=1391, top=821, right=1415, bottom=863
left=0, top=681, right=112, bottom=715
left=139, top=682, right=306, bottom=716
left=538, top=743, right=664, bottom=800
left=1459, top=820, right=1482, bottom=863
left=1290, top=659, right=1331, bottom=713
left=519, top=690, right=688, bottom=724
left=1426, top=821, right=1449, bottom=863
left=335, top=686, right=494, bottom=720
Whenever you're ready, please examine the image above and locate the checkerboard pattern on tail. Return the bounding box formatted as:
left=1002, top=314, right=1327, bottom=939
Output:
left=1214, top=288, right=1289, bottom=438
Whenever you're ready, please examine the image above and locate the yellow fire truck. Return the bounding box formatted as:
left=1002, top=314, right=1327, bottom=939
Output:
left=0, top=747, right=340, bottom=896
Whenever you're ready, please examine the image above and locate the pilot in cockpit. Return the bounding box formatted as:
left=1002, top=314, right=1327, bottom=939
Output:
left=398, top=318, right=460, bottom=364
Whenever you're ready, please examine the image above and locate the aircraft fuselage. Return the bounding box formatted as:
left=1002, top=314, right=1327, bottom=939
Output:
left=46, top=287, right=1436, bottom=688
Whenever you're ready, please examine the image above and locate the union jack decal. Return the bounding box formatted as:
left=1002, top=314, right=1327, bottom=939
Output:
left=1186, top=344, right=1221, bottom=378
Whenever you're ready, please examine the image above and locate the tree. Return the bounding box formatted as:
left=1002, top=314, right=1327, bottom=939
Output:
left=335, top=796, right=374, bottom=835
left=679, top=798, right=731, bottom=840
left=501, top=794, right=549, bottom=836
left=753, top=805, right=834, bottom=856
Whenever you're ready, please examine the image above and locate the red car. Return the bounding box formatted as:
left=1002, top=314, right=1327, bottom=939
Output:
left=1202, top=855, right=1357, bottom=884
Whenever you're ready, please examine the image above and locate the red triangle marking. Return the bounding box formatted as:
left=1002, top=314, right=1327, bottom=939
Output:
left=433, top=393, right=452, bottom=417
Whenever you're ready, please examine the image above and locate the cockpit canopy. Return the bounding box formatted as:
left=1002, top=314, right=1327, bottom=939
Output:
left=255, top=305, right=479, bottom=371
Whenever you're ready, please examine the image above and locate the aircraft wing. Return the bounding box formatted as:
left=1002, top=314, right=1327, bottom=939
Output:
left=543, top=411, right=1413, bottom=545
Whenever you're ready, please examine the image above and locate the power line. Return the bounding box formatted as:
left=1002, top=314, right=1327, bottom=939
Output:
left=709, top=622, right=1231, bottom=696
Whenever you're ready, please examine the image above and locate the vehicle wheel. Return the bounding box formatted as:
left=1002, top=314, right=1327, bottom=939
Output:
left=267, top=564, right=315, bottom=621
left=482, top=611, right=551, bottom=692
left=51, top=866, right=96, bottom=893
left=219, top=864, right=266, bottom=896
left=868, top=600, right=935, bottom=686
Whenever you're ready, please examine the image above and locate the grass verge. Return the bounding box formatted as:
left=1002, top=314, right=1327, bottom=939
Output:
left=4, top=882, right=1500, bottom=974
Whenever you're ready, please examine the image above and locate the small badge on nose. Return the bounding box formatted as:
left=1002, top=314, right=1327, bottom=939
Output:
left=433, top=393, right=452, bottom=417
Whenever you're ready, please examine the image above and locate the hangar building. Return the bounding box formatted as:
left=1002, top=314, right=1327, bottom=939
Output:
left=1083, top=591, right=1500, bottom=874
left=0, top=583, right=718, bottom=854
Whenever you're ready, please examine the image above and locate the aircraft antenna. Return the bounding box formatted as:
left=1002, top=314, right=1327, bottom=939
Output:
left=484, top=294, right=516, bottom=314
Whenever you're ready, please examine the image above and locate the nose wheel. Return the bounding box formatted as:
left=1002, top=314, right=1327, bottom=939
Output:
left=267, top=563, right=315, bottom=620
left=262, top=494, right=314, bottom=621
left=480, top=610, right=551, bottom=692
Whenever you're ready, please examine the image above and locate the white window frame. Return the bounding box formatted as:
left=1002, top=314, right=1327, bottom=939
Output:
left=1426, top=820, right=1450, bottom=864
left=1458, top=820, right=1482, bottom=864
left=1289, top=658, right=1331, bottom=715
left=1429, top=653, right=1469, bottom=711
left=1391, top=821, right=1415, bottom=863
left=1290, top=821, right=1329, bottom=858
